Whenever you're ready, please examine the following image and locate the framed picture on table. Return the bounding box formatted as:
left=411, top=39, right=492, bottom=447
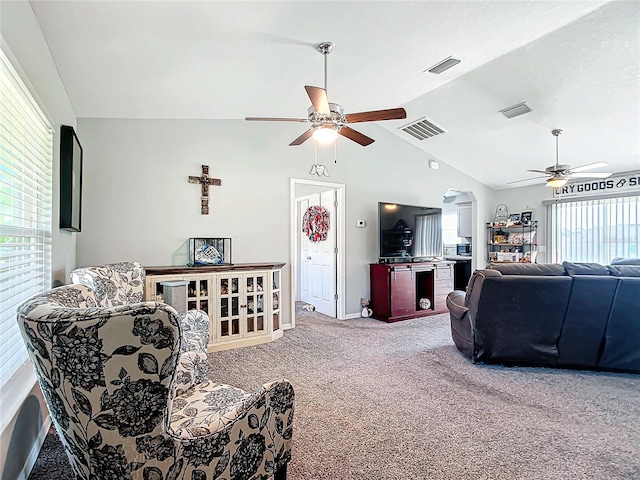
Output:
left=520, top=210, right=533, bottom=226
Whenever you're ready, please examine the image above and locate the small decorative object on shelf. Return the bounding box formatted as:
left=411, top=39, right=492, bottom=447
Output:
left=521, top=209, right=533, bottom=226
left=189, top=238, right=232, bottom=266
left=493, top=204, right=509, bottom=226
left=507, top=213, right=521, bottom=226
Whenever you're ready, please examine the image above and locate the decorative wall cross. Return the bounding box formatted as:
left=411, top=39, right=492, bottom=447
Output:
left=188, top=165, right=221, bottom=215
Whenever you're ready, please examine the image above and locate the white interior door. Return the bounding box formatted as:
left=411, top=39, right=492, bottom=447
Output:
left=308, top=190, right=337, bottom=317
left=297, top=195, right=313, bottom=304
left=291, top=178, right=345, bottom=322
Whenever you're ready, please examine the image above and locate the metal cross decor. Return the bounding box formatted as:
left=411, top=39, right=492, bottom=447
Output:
left=188, top=165, right=221, bottom=215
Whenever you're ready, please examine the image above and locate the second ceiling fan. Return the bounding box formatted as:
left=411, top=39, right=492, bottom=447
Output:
left=510, top=129, right=613, bottom=187
left=245, top=42, right=407, bottom=146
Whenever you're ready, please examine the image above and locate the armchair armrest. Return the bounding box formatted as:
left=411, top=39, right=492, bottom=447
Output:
left=446, top=290, right=468, bottom=323
left=180, top=310, right=210, bottom=353
left=169, top=378, right=295, bottom=440
left=174, top=351, right=209, bottom=396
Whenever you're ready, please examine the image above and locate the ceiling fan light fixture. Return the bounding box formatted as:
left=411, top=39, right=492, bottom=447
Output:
left=546, top=176, right=568, bottom=188
left=312, top=125, right=338, bottom=144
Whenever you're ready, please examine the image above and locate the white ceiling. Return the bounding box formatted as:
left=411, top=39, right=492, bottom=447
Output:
left=27, top=0, right=640, bottom=189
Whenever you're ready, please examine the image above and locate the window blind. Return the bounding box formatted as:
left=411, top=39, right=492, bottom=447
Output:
left=0, top=51, right=53, bottom=389
left=548, top=195, right=639, bottom=264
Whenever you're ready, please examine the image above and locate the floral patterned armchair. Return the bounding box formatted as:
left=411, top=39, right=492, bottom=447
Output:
left=70, top=261, right=209, bottom=394
left=17, top=284, right=294, bottom=480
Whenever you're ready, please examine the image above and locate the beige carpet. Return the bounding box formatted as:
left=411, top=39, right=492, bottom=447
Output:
left=29, top=307, right=640, bottom=479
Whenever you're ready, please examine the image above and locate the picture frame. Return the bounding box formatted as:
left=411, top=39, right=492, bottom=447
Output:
left=508, top=213, right=521, bottom=223
left=520, top=210, right=533, bottom=226
left=59, top=125, right=83, bottom=232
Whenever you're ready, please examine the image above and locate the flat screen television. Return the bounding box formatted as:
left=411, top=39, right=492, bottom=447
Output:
left=378, top=202, right=443, bottom=261
left=59, top=125, right=83, bottom=232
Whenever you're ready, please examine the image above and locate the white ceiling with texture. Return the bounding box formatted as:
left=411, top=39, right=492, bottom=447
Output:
left=25, top=0, right=640, bottom=189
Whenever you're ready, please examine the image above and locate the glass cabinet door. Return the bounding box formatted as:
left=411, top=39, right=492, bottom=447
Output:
left=217, top=275, right=241, bottom=339
left=245, top=273, right=266, bottom=335
left=187, top=278, right=210, bottom=314
left=272, top=270, right=281, bottom=332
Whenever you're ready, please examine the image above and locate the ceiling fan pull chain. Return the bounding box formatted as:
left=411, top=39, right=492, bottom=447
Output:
left=334, top=139, right=337, bottom=163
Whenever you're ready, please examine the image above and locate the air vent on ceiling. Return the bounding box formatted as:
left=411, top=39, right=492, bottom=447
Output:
left=425, top=56, right=461, bottom=74
left=400, top=117, right=447, bottom=141
left=499, top=102, right=533, bottom=119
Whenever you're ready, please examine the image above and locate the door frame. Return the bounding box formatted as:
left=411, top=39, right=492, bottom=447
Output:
left=290, top=178, right=346, bottom=321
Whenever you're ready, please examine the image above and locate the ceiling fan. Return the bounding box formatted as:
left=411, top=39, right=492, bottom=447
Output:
left=245, top=42, right=407, bottom=147
left=509, top=129, right=613, bottom=187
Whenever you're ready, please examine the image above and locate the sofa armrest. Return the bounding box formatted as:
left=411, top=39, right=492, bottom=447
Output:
left=446, top=290, right=468, bottom=322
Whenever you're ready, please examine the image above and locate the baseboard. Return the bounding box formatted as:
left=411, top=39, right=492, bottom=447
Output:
left=18, top=414, right=51, bottom=480
left=343, top=312, right=362, bottom=320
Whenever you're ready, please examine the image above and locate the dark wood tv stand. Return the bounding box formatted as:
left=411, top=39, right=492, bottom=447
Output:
left=369, top=261, right=454, bottom=322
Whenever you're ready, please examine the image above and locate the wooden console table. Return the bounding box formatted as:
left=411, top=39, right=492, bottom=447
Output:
left=369, top=261, right=454, bottom=322
left=145, top=263, right=285, bottom=351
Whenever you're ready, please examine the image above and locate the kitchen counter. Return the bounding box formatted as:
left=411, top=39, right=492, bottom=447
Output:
left=444, top=255, right=473, bottom=261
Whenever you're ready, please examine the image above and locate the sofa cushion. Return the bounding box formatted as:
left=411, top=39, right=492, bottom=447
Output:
left=489, top=263, right=566, bottom=276
left=611, top=257, right=640, bottom=265
left=607, top=265, right=640, bottom=277
left=563, top=261, right=610, bottom=276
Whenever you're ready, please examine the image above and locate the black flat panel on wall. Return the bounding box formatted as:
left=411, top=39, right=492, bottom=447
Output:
left=59, top=125, right=83, bottom=232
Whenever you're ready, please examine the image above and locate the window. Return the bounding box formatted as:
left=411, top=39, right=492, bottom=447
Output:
left=0, top=51, right=53, bottom=389
left=442, top=211, right=461, bottom=246
left=548, top=195, right=639, bottom=264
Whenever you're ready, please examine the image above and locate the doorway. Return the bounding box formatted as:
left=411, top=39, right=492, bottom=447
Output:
left=290, top=178, right=345, bottom=321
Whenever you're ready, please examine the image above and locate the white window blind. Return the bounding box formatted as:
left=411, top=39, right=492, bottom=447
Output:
left=0, top=50, right=53, bottom=389
left=548, top=195, right=639, bottom=264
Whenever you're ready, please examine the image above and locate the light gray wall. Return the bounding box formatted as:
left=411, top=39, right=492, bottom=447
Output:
left=1, top=1, right=77, bottom=478
left=76, top=118, right=495, bottom=317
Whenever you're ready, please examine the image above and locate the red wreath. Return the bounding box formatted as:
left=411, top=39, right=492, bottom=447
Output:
left=303, top=205, right=330, bottom=242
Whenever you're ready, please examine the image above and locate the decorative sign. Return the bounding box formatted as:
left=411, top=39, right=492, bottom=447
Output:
left=553, top=170, right=640, bottom=198
left=189, top=165, right=221, bottom=214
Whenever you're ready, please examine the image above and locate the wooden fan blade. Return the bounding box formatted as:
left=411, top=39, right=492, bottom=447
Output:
left=569, top=172, right=612, bottom=178
left=289, top=129, right=313, bottom=146
left=245, top=117, right=309, bottom=122
left=339, top=126, right=375, bottom=146
left=526, top=169, right=551, bottom=174
left=345, top=108, right=407, bottom=124
left=304, top=86, right=330, bottom=114
left=507, top=175, right=548, bottom=185
left=570, top=161, right=609, bottom=173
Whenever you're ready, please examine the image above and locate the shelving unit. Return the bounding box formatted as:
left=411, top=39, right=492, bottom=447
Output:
left=486, top=221, right=538, bottom=265
left=369, top=261, right=454, bottom=322
left=145, top=263, right=285, bottom=351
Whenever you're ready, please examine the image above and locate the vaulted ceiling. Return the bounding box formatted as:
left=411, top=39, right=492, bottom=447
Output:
left=25, top=0, right=640, bottom=189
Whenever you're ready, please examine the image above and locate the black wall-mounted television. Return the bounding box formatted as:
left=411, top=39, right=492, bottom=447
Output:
left=59, top=125, right=83, bottom=232
left=378, top=202, right=443, bottom=261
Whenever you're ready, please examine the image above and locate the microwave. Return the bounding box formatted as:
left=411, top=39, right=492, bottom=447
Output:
left=456, top=244, right=472, bottom=256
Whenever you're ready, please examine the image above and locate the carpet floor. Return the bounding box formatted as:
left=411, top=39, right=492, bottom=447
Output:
left=29, top=307, right=640, bottom=479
